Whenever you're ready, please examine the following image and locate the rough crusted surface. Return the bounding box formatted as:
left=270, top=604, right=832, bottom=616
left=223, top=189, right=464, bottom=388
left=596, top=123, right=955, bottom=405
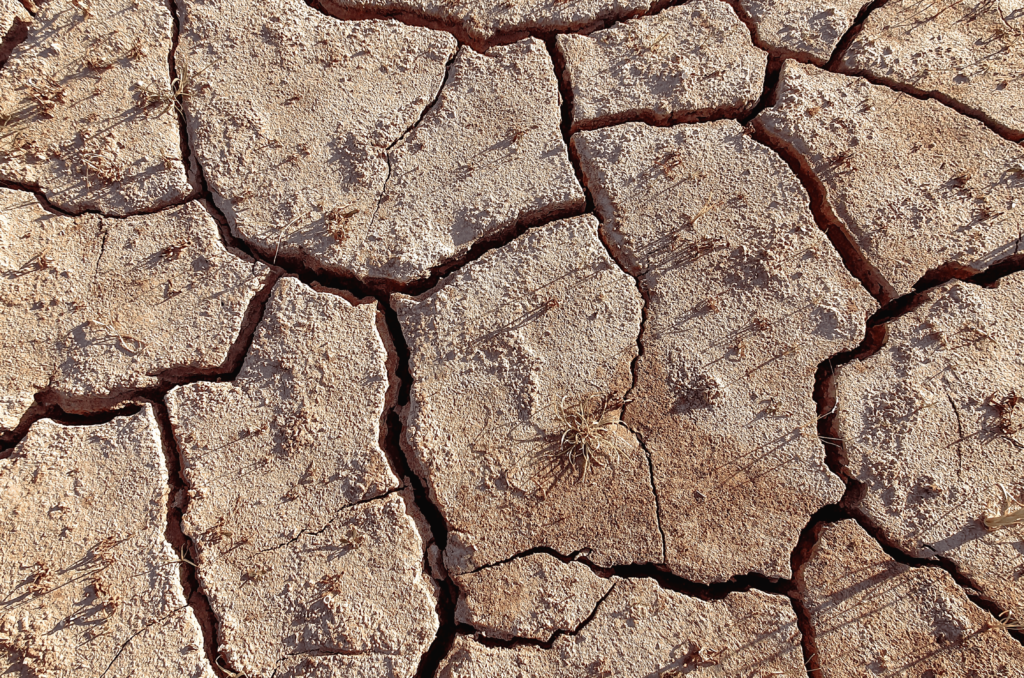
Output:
left=369, top=38, right=584, bottom=285
left=0, top=0, right=28, bottom=53
left=438, top=578, right=804, bottom=677
left=177, top=0, right=456, bottom=284
left=319, top=0, right=656, bottom=46
left=755, top=61, right=1024, bottom=300
left=574, top=120, right=875, bottom=583
left=835, top=274, right=1024, bottom=614
left=0, top=189, right=270, bottom=431
left=799, top=520, right=1024, bottom=675
left=735, top=0, right=871, bottom=64
left=453, top=554, right=613, bottom=641
left=0, top=0, right=192, bottom=215
left=556, top=1, right=766, bottom=131
left=168, top=278, right=437, bottom=677
left=0, top=408, right=214, bottom=678
left=840, top=0, right=1024, bottom=141
left=394, top=214, right=660, bottom=575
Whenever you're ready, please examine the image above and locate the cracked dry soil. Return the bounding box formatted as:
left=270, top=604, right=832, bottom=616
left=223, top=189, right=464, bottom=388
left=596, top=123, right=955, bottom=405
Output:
left=2, top=0, right=1024, bottom=676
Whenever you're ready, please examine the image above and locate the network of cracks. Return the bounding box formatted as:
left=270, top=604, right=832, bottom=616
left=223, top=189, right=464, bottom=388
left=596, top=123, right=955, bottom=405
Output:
left=2, top=0, right=1024, bottom=675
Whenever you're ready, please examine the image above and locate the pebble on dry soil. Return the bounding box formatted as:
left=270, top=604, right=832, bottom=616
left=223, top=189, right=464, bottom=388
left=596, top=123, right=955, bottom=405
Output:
left=835, top=274, right=1024, bottom=616
left=438, top=578, right=804, bottom=677
left=754, top=61, right=1024, bottom=301
left=574, top=120, right=875, bottom=583
left=735, top=0, right=871, bottom=64
left=556, top=0, right=767, bottom=132
left=839, top=0, right=1024, bottom=141
left=453, top=553, right=612, bottom=641
left=167, top=277, right=438, bottom=677
left=0, top=189, right=270, bottom=433
left=0, top=407, right=214, bottom=678
left=799, top=520, right=1024, bottom=675
left=319, top=0, right=655, bottom=47
left=0, top=0, right=193, bottom=215
left=394, top=214, right=661, bottom=575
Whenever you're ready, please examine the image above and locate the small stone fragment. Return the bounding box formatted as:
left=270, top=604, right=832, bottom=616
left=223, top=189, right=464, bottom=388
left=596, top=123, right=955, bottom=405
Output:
left=0, top=407, right=214, bottom=677
left=368, top=38, right=584, bottom=285
left=0, top=189, right=271, bottom=432
left=840, top=0, right=1024, bottom=141
left=735, top=0, right=871, bottom=64
left=755, top=61, right=1024, bottom=300
left=320, top=0, right=655, bottom=47
left=394, top=214, right=660, bottom=574
left=0, top=0, right=192, bottom=214
left=835, top=274, right=1024, bottom=614
left=453, top=553, right=612, bottom=641
left=574, top=120, right=874, bottom=583
left=557, top=1, right=767, bottom=131
left=799, top=520, right=1024, bottom=675
left=168, top=278, right=437, bottom=677
left=438, top=578, right=804, bottom=677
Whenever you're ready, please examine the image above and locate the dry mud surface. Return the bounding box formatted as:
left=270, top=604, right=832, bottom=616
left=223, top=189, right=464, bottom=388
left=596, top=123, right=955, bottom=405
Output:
left=2, top=0, right=1024, bottom=676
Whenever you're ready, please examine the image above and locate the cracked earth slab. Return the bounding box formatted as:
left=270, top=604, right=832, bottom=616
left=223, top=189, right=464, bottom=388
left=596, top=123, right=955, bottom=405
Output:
left=452, top=553, right=613, bottom=642
left=798, top=520, right=1024, bottom=676
left=394, top=214, right=661, bottom=575
left=556, top=0, right=766, bottom=132
left=754, top=61, right=1024, bottom=301
left=0, top=189, right=271, bottom=432
left=0, top=407, right=213, bottom=678
left=180, top=0, right=582, bottom=288
left=574, top=120, right=875, bottom=583
left=369, top=37, right=584, bottom=285
left=438, top=578, right=804, bottom=677
left=0, top=0, right=193, bottom=215
left=176, top=0, right=455, bottom=284
left=835, top=274, right=1024, bottom=615
left=839, top=0, right=1024, bottom=141
left=319, top=0, right=657, bottom=47
left=167, top=277, right=438, bottom=677
left=734, top=0, right=872, bottom=64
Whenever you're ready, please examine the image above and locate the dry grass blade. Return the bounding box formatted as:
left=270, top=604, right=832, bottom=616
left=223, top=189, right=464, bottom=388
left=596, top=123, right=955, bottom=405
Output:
left=982, top=483, right=1024, bottom=530
left=988, top=610, right=1024, bottom=632
left=549, top=393, right=630, bottom=481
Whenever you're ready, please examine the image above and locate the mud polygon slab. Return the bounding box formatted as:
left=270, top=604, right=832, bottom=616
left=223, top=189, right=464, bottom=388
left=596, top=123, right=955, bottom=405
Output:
left=840, top=0, right=1024, bottom=141
left=0, top=408, right=213, bottom=677
left=369, top=38, right=584, bottom=285
left=736, top=0, right=872, bottom=64
left=799, top=520, right=1024, bottom=676
left=0, top=0, right=192, bottom=214
left=574, top=120, right=874, bottom=583
left=755, top=61, right=1024, bottom=300
left=177, top=0, right=456, bottom=286
left=835, top=274, right=1024, bottom=614
left=438, top=578, right=804, bottom=677
left=394, top=214, right=660, bottom=575
left=557, top=1, right=767, bottom=131
left=0, top=190, right=270, bottom=432
left=453, top=553, right=612, bottom=641
left=168, top=278, right=439, bottom=676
